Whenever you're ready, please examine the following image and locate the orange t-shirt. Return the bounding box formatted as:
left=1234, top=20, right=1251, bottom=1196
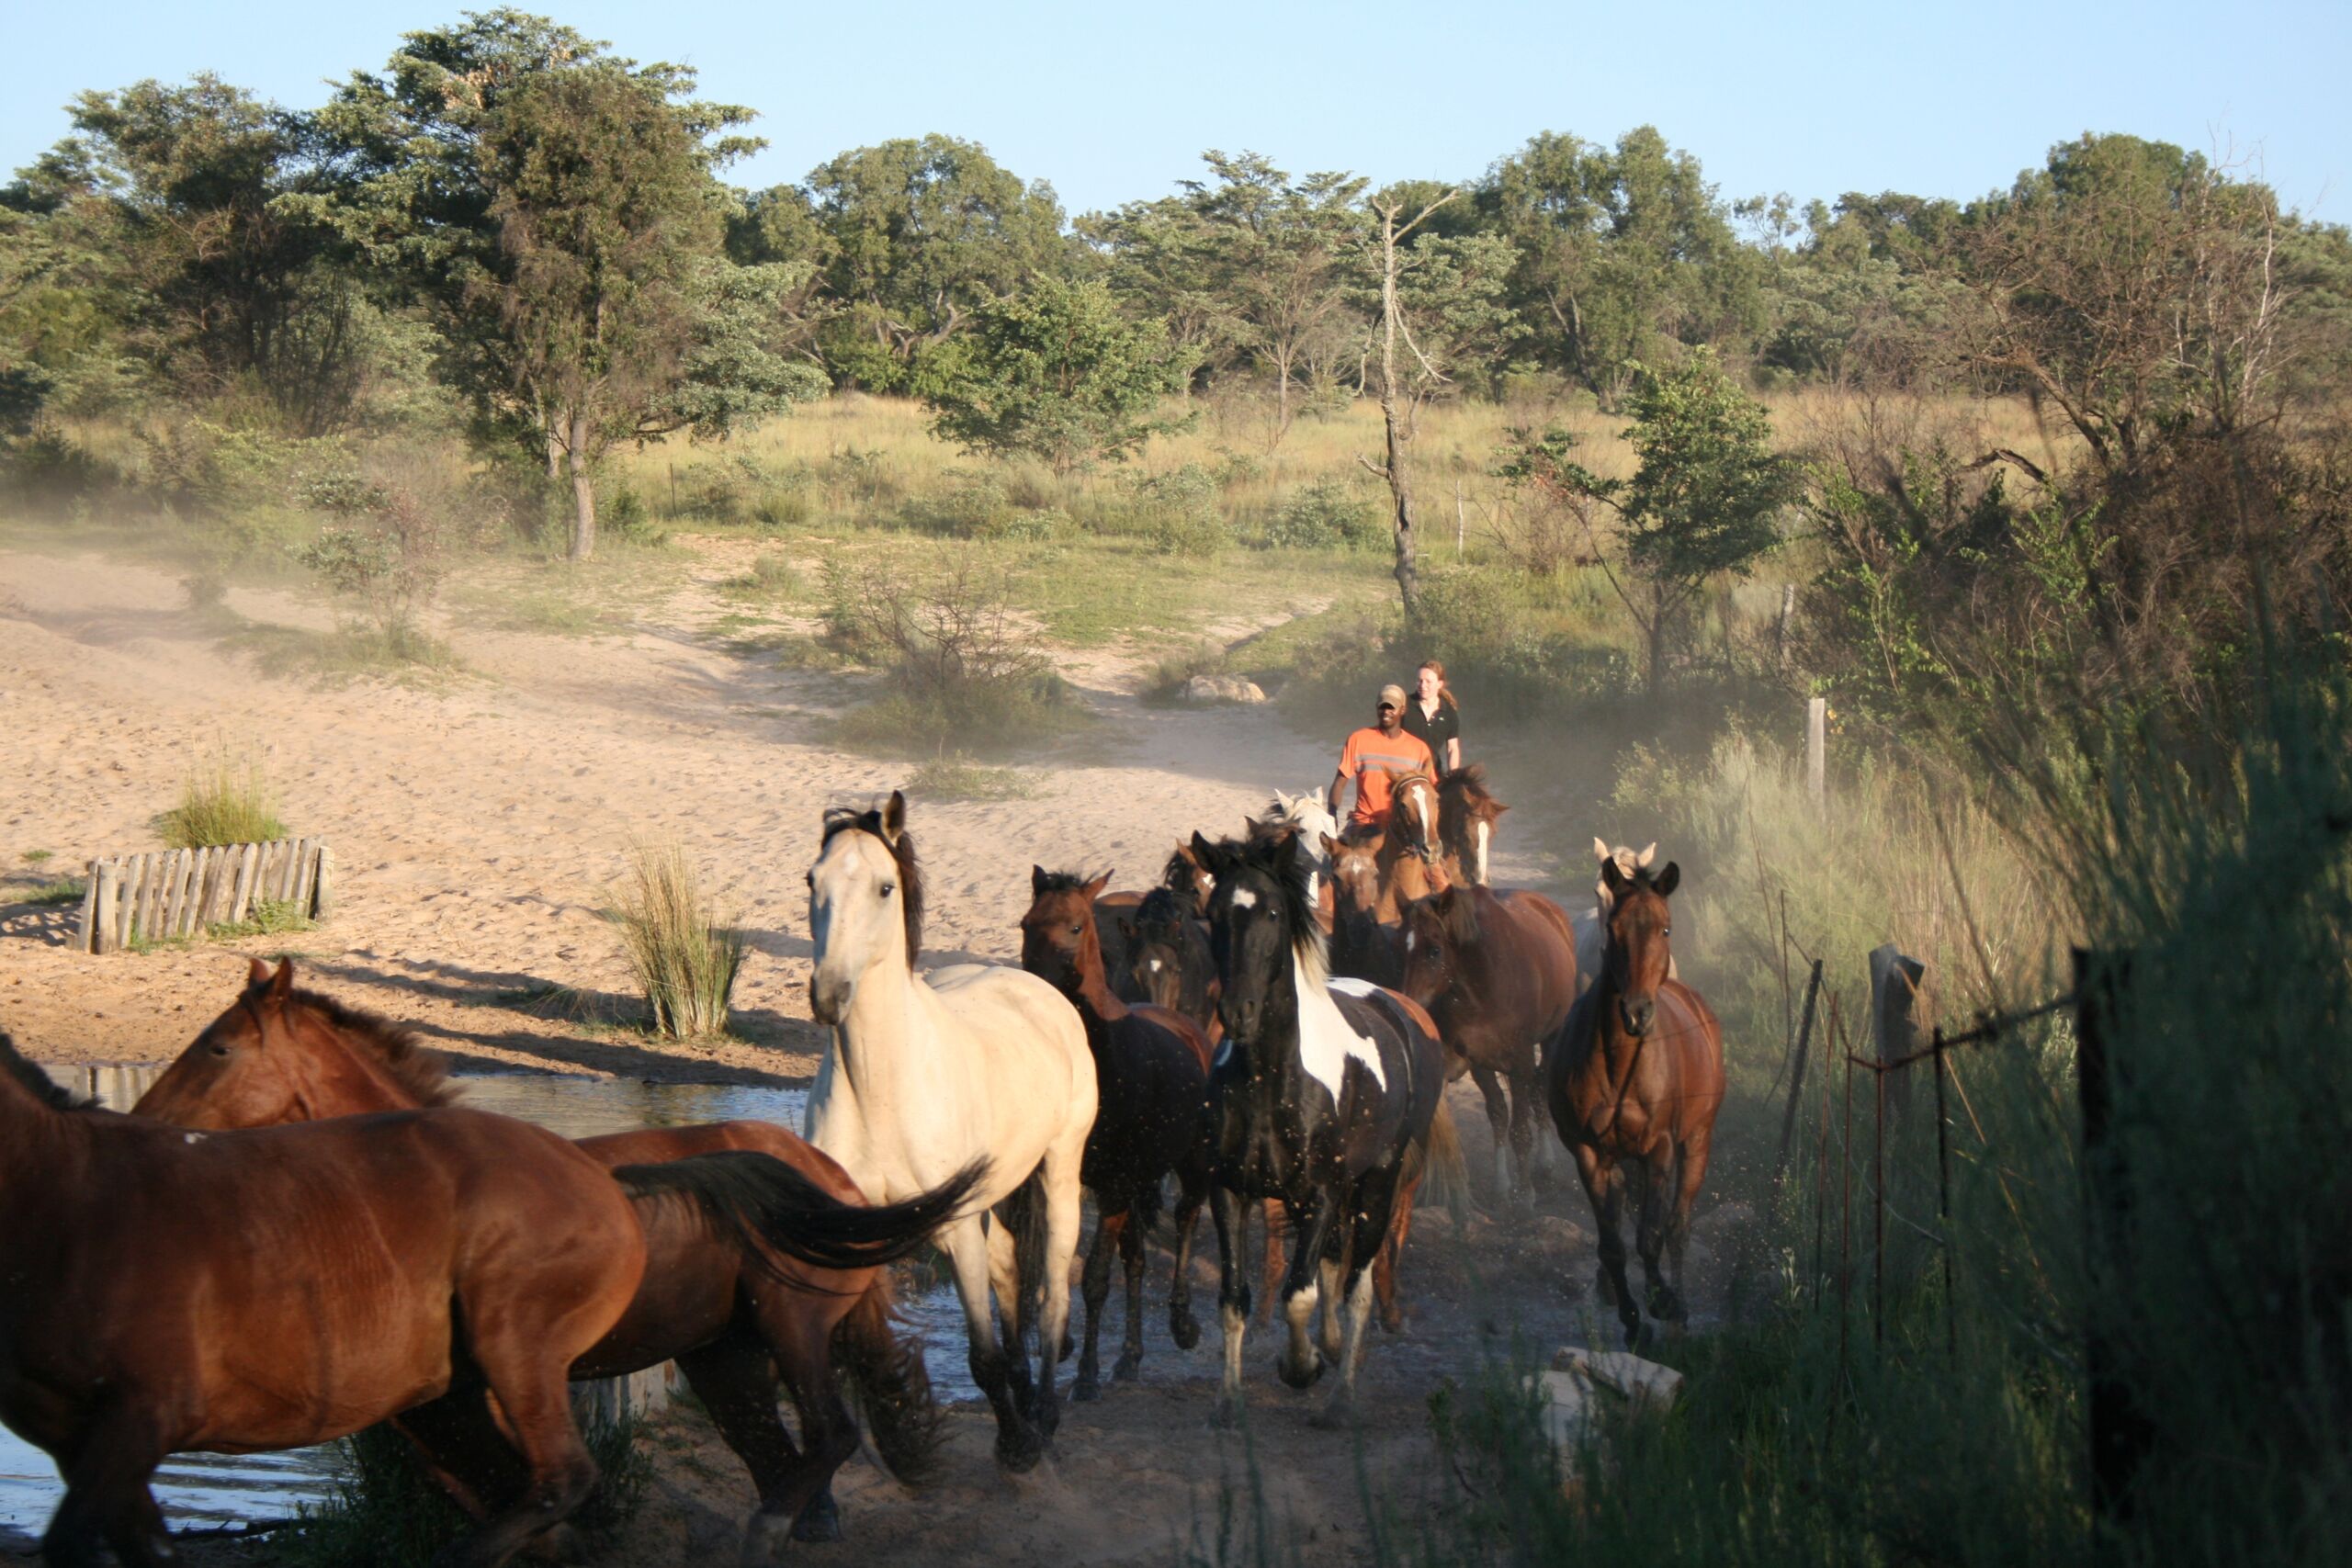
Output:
left=1338, top=727, right=1435, bottom=828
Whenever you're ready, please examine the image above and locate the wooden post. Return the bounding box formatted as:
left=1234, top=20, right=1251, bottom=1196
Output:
left=1806, top=696, right=1827, bottom=818
left=311, top=844, right=335, bottom=919
left=1773, top=958, right=1826, bottom=1184
left=229, top=842, right=259, bottom=923
left=290, top=838, right=315, bottom=912
left=2077, top=947, right=2149, bottom=1536
left=1870, top=945, right=1928, bottom=1125
left=74, top=863, right=100, bottom=953
left=1454, top=480, right=1466, bottom=560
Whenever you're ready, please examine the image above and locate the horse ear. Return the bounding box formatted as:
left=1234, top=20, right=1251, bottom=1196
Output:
left=1653, top=862, right=1680, bottom=897
left=1031, top=864, right=1049, bottom=895
left=1319, top=832, right=1341, bottom=859
left=1190, top=830, right=1221, bottom=874
left=1600, top=856, right=1630, bottom=895
left=1637, top=841, right=1657, bottom=869
left=880, top=790, right=907, bottom=845
left=267, top=957, right=296, bottom=1002
left=246, top=955, right=273, bottom=987
left=1083, top=870, right=1113, bottom=900
left=1592, top=836, right=1611, bottom=864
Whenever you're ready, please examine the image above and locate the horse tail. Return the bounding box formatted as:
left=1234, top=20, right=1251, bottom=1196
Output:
left=615, top=1152, right=984, bottom=1275
left=1419, top=1100, right=1472, bottom=1220
left=831, top=1270, right=943, bottom=1483
left=996, top=1165, right=1054, bottom=1355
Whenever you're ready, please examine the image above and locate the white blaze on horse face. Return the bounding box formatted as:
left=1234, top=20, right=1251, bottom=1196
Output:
left=1303, top=974, right=1388, bottom=1096
left=1474, top=819, right=1490, bottom=885
left=1229, top=887, right=1258, bottom=911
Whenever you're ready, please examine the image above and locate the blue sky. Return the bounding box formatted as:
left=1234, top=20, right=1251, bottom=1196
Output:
left=6, top=3, right=2346, bottom=221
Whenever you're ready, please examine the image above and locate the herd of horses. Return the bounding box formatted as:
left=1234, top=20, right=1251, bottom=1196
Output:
left=0, top=765, right=1724, bottom=1568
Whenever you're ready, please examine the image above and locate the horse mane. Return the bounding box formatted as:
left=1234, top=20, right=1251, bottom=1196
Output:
left=1133, top=886, right=1188, bottom=933
left=284, top=986, right=455, bottom=1108
left=823, top=806, right=926, bottom=964
left=1440, top=764, right=1503, bottom=820
left=0, top=1027, right=93, bottom=1111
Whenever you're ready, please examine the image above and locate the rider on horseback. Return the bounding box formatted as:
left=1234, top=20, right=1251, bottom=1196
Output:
left=1329, top=683, right=1435, bottom=843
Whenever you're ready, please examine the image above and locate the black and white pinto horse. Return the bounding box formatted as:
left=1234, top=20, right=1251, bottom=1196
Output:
left=1190, top=828, right=1445, bottom=1426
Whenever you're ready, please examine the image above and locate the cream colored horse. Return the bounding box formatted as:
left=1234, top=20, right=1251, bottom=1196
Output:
left=803, top=792, right=1097, bottom=1472
left=1575, top=840, right=1677, bottom=985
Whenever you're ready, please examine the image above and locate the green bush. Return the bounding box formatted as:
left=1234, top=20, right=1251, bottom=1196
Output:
left=1121, top=464, right=1227, bottom=557
left=0, top=424, right=116, bottom=511
left=160, top=751, right=286, bottom=849
left=1261, top=479, right=1385, bottom=551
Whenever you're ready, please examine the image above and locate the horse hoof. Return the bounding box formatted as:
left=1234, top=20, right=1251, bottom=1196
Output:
left=1070, top=1377, right=1101, bottom=1404
left=1170, top=1312, right=1202, bottom=1351
left=995, top=1427, right=1046, bottom=1474
left=1112, top=1353, right=1142, bottom=1383
left=1276, top=1353, right=1324, bottom=1392
left=789, top=1499, right=844, bottom=1545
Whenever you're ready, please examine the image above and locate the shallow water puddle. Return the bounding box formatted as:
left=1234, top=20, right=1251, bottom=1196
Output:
left=5, top=1063, right=978, bottom=1538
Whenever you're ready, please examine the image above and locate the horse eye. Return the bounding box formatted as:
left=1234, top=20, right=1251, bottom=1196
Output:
left=1070, top=924, right=1083, bottom=936
left=879, top=882, right=895, bottom=897
left=209, top=1043, right=231, bottom=1058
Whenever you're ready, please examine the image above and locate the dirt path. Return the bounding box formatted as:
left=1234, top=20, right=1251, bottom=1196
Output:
left=0, top=538, right=1734, bottom=1567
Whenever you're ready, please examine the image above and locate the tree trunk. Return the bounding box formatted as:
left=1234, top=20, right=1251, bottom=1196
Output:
left=1375, top=209, right=1420, bottom=624
left=1646, top=581, right=1669, bottom=695
left=567, top=412, right=595, bottom=561
left=545, top=416, right=563, bottom=482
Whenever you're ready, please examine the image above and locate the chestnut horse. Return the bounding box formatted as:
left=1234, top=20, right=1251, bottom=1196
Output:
left=0, top=1014, right=967, bottom=1568
left=1399, top=883, right=1579, bottom=1208
left=1020, top=870, right=1216, bottom=1399
left=1436, top=764, right=1509, bottom=886
left=1374, top=770, right=1446, bottom=919
left=131, top=960, right=942, bottom=1559
left=1545, top=858, right=1724, bottom=1345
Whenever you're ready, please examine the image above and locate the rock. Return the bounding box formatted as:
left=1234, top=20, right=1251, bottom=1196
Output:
left=1181, top=674, right=1267, bottom=705
left=1533, top=1348, right=1684, bottom=1472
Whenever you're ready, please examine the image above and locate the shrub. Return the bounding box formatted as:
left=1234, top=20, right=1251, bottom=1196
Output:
left=1120, top=465, right=1227, bottom=557
left=606, top=840, right=745, bottom=1040
left=297, top=480, right=451, bottom=657
left=0, top=424, right=115, bottom=512
left=1262, top=479, right=1385, bottom=551
left=160, top=751, right=286, bottom=850
left=905, top=759, right=1038, bottom=801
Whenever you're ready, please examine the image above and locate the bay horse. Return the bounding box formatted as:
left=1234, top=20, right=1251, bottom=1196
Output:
left=1545, top=858, right=1724, bottom=1345
left=1399, top=883, right=1579, bottom=1209
left=1436, top=765, right=1509, bottom=886
left=1190, top=828, right=1445, bottom=1426
left=1373, top=769, right=1445, bottom=919
left=1118, top=885, right=1219, bottom=1040
left=131, top=959, right=941, bottom=1559
left=0, top=1016, right=967, bottom=1568
left=804, top=792, right=1097, bottom=1472
left=1020, top=870, right=1216, bottom=1399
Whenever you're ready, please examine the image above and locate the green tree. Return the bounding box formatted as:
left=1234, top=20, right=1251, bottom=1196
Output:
left=922, top=274, right=1188, bottom=475
left=1503, top=349, right=1787, bottom=693
left=802, top=135, right=1071, bottom=389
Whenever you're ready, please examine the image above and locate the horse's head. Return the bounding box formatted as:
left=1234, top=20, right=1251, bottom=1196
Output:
left=1019, top=867, right=1111, bottom=998
left=1399, top=884, right=1480, bottom=1006
left=808, top=791, right=923, bottom=1024
left=1441, top=767, right=1509, bottom=886
left=1599, top=857, right=1680, bottom=1036
left=1163, top=840, right=1215, bottom=918
left=1389, top=771, right=1441, bottom=867
left=138, top=958, right=444, bottom=1129
left=1121, top=887, right=1191, bottom=1010
left=1323, top=832, right=1383, bottom=925
left=1197, top=829, right=1314, bottom=1049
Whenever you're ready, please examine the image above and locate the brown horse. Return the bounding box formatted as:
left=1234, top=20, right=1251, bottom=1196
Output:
left=1373, top=770, right=1446, bottom=919
left=1119, top=886, right=1219, bottom=1039
left=1544, top=859, right=1724, bottom=1345
left=1400, top=883, right=1579, bottom=1209
left=130, top=960, right=945, bottom=1560
left=1020, top=870, right=1216, bottom=1398
left=1162, top=840, right=1216, bottom=917
left=1323, top=832, right=1407, bottom=990
left=0, top=1009, right=967, bottom=1568
left=1437, top=764, right=1510, bottom=886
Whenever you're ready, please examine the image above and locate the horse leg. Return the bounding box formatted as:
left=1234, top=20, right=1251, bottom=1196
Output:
left=1167, top=1179, right=1205, bottom=1350
left=1374, top=1181, right=1415, bottom=1334
left=41, top=1410, right=174, bottom=1568
left=1209, top=1181, right=1253, bottom=1427
left=1506, top=1062, right=1541, bottom=1210
left=1668, top=1129, right=1714, bottom=1327
left=432, top=1359, right=600, bottom=1568
left=983, top=1207, right=1037, bottom=1418
left=1072, top=1206, right=1120, bottom=1403
left=673, top=1335, right=813, bottom=1565
left=1255, top=1197, right=1285, bottom=1325
left=1028, top=1137, right=1087, bottom=1445
left=1278, top=1197, right=1337, bottom=1391
left=1469, top=1062, right=1514, bottom=1208
left=1636, top=1143, right=1679, bottom=1329
left=1114, top=1202, right=1148, bottom=1383
left=942, top=1212, right=1044, bottom=1473
left=1316, top=1248, right=1345, bottom=1365
left=1311, top=1182, right=1397, bottom=1429
left=1574, top=1144, right=1640, bottom=1347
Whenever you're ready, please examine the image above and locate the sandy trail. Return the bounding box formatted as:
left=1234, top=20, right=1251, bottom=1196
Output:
left=0, top=539, right=1702, bottom=1568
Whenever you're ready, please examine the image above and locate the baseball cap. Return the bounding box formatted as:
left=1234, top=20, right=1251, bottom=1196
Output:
left=1377, top=683, right=1407, bottom=708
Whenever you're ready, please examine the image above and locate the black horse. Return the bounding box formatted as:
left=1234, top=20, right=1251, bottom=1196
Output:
left=1189, top=829, right=1445, bottom=1427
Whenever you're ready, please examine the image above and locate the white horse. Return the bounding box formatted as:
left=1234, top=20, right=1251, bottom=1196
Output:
left=1267, top=786, right=1341, bottom=911
left=803, top=792, right=1098, bottom=1472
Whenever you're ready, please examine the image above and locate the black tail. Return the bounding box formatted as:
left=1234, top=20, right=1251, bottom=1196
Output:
left=616, top=1152, right=984, bottom=1275
left=995, top=1168, right=1053, bottom=1354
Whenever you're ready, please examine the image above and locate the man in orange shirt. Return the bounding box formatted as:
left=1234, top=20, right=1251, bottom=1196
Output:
left=1330, top=683, right=1436, bottom=838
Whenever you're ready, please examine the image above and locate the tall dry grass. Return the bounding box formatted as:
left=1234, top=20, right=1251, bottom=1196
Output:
left=605, top=840, right=745, bottom=1039
left=159, top=749, right=287, bottom=849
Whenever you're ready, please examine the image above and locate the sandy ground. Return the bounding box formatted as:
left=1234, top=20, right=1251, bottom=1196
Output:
left=0, top=538, right=1740, bottom=1566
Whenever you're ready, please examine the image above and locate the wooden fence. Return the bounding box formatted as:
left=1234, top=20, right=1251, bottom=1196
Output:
left=74, top=839, right=334, bottom=954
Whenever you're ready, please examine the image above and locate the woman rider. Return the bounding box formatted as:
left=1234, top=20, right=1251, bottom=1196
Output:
left=1398, top=659, right=1461, bottom=776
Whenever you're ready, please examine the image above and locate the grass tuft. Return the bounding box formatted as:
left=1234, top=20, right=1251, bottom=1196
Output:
left=605, top=840, right=745, bottom=1040
left=159, top=751, right=286, bottom=849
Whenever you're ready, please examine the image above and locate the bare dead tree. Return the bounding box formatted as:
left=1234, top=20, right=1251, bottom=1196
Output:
left=1359, top=188, right=1460, bottom=623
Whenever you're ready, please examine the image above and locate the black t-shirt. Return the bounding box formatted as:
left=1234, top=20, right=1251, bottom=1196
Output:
left=1400, top=696, right=1460, bottom=772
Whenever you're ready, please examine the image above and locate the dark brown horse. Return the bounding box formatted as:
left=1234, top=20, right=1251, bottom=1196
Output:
left=131, top=961, right=944, bottom=1560
left=1162, top=840, right=1216, bottom=917
left=1400, top=883, right=1579, bottom=1209
left=1020, top=870, right=1216, bottom=1399
left=0, top=1006, right=968, bottom=1568
left=1545, top=859, right=1724, bottom=1345
left=1324, top=832, right=1407, bottom=990
left=1119, top=886, right=1219, bottom=1038
left=1437, top=764, right=1509, bottom=886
